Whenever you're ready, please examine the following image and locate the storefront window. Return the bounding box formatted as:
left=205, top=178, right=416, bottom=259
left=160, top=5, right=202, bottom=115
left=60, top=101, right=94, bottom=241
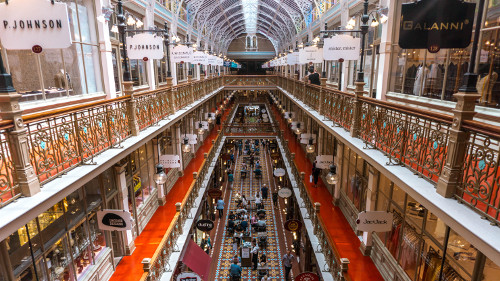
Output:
left=2, top=0, right=103, bottom=103
left=65, top=190, right=85, bottom=229
left=46, top=238, right=75, bottom=281
left=128, top=143, right=155, bottom=209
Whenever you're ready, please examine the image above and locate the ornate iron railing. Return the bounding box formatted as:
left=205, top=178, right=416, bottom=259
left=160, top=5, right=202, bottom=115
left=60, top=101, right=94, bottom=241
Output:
left=221, top=123, right=277, bottom=136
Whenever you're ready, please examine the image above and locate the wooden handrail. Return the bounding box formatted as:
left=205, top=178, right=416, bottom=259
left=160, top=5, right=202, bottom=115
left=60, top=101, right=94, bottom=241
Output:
left=462, top=119, right=500, bottom=139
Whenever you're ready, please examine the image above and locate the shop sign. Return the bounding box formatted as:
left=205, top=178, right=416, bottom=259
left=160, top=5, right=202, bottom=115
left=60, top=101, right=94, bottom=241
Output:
left=274, top=168, right=286, bottom=177
left=241, top=247, right=250, bottom=258
left=207, top=188, right=222, bottom=198
left=171, top=45, right=193, bottom=63
left=0, top=0, right=72, bottom=50
left=97, top=210, right=133, bottom=231
left=196, top=219, right=214, bottom=232
left=299, top=46, right=323, bottom=64
left=185, top=134, right=198, bottom=145
left=323, top=35, right=361, bottom=61
left=159, top=154, right=181, bottom=168
left=194, top=121, right=209, bottom=130
left=295, top=272, right=320, bottom=281
left=356, top=211, right=393, bottom=232
left=300, top=133, right=316, bottom=144
left=284, top=112, right=295, bottom=119
left=398, top=0, right=475, bottom=52
left=278, top=188, right=292, bottom=198
left=126, top=33, right=164, bottom=60
left=192, top=51, right=208, bottom=65
left=291, top=121, right=304, bottom=131
left=284, top=219, right=302, bottom=232
left=176, top=272, right=200, bottom=281
left=287, top=52, right=298, bottom=65
left=224, top=61, right=231, bottom=67
left=231, top=62, right=238, bottom=68
left=133, top=175, right=141, bottom=192
left=207, top=55, right=217, bottom=65
left=270, top=152, right=281, bottom=160
left=315, top=155, right=334, bottom=169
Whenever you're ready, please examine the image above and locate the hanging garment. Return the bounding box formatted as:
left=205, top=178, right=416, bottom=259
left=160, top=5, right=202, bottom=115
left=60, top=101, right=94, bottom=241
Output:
left=413, top=66, right=428, bottom=96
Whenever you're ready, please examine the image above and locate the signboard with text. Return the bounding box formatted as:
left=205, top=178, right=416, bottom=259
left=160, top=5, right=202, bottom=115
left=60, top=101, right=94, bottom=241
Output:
left=0, top=0, right=72, bottom=50
left=171, top=45, right=193, bottom=63
left=192, top=51, right=208, bottom=65
left=300, top=133, right=317, bottom=144
left=284, top=219, right=302, bottom=232
left=315, top=155, right=334, bottom=169
left=356, top=211, right=393, bottom=232
left=299, top=46, right=323, bottom=64
left=398, top=0, right=475, bottom=52
left=295, top=272, right=320, bottom=281
left=176, top=272, right=200, bottom=281
left=196, top=219, right=215, bottom=232
left=97, top=210, right=133, bottom=231
left=127, top=33, right=164, bottom=60
left=323, top=35, right=361, bottom=61
left=159, top=154, right=181, bottom=168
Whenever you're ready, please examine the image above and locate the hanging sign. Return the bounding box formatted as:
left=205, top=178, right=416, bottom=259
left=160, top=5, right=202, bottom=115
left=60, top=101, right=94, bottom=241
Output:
left=185, top=134, right=198, bottom=145
left=315, top=155, right=334, bottom=169
left=278, top=188, right=293, bottom=198
left=171, top=45, right=193, bottom=63
left=97, top=210, right=133, bottom=231
left=323, top=35, right=361, bottom=61
left=207, top=188, right=223, bottom=198
left=126, top=33, right=164, bottom=60
left=291, top=122, right=305, bottom=130
left=398, top=0, right=475, bottom=53
left=274, top=168, right=286, bottom=177
left=195, top=121, right=209, bottom=130
left=0, top=0, right=72, bottom=50
left=159, top=154, right=181, bottom=168
left=196, top=219, right=215, bottom=232
left=192, top=51, right=208, bottom=65
left=356, top=211, right=393, bottom=232
left=176, top=272, right=201, bottom=281
left=284, top=112, right=295, bottom=119
left=299, top=46, right=323, bottom=64
left=284, top=219, right=302, bottom=232
left=295, top=272, right=320, bottom=281
left=287, top=52, right=298, bottom=65
left=300, top=133, right=317, bottom=144
left=207, top=55, right=217, bottom=65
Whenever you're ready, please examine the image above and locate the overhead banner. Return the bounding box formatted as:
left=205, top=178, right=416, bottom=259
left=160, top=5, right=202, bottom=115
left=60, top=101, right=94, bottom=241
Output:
left=398, top=0, right=475, bottom=53
left=181, top=240, right=211, bottom=280
left=97, top=210, right=133, bottom=231
left=323, top=35, right=361, bottom=61
left=171, top=45, right=193, bottom=63
left=192, top=51, right=208, bottom=65
left=126, top=33, right=164, bottom=60
left=231, top=62, right=237, bottom=68
left=357, top=211, right=393, bottom=232
left=315, top=155, right=334, bottom=169
left=299, top=46, right=323, bottom=64
left=159, top=154, right=181, bottom=168
left=0, top=0, right=72, bottom=50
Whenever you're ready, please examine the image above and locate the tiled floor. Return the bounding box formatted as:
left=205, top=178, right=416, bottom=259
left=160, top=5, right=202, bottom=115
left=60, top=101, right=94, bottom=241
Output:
left=272, top=106, right=384, bottom=281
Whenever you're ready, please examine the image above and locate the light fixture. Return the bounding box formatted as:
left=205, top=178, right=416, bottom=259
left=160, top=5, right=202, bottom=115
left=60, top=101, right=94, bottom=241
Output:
left=346, top=24, right=354, bottom=30
left=197, top=123, right=205, bottom=135
left=380, top=14, right=388, bottom=24
left=182, top=137, right=191, bottom=153
left=127, top=15, right=136, bottom=26
left=371, top=19, right=379, bottom=27
left=136, top=19, right=144, bottom=28
left=294, top=123, right=302, bottom=135
left=111, top=25, right=118, bottom=33
left=348, top=17, right=356, bottom=27
left=153, top=164, right=168, bottom=185
left=326, top=164, right=338, bottom=185
left=207, top=113, right=214, bottom=124
left=306, top=138, right=315, bottom=153
left=287, top=117, right=293, bottom=124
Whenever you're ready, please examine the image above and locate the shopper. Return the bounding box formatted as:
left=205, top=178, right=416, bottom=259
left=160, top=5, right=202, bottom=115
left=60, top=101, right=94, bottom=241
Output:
left=216, top=198, right=224, bottom=218
left=228, top=170, right=234, bottom=189
left=230, top=260, right=242, bottom=280
left=282, top=250, right=295, bottom=281
left=307, top=67, right=321, bottom=85
left=251, top=241, right=260, bottom=270
left=272, top=188, right=278, bottom=209
left=313, top=167, right=321, bottom=187
left=261, top=184, right=268, bottom=200
left=255, top=193, right=262, bottom=210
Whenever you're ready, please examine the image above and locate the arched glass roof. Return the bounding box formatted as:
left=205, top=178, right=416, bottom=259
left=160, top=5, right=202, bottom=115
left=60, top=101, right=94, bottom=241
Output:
left=180, top=0, right=319, bottom=53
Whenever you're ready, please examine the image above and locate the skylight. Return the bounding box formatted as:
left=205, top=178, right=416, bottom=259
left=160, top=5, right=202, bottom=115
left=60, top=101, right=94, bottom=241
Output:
left=242, top=0, right=258, bottom=34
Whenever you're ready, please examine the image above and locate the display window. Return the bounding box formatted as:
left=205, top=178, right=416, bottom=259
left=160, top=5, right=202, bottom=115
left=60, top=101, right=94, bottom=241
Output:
left=373, top=175, right=500, bottom=280
left=1, top=0, right=104, bottom=103
left=126, top=143, right=155, bottom=211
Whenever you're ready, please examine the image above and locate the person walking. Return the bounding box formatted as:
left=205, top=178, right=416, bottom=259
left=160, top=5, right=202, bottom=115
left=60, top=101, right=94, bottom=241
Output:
left=272, top=188, right=278, bottom=209
left=282, top=250, right=295, bottom=281
left=313, top=167, right=321, bottom=187
left=261, top=184, right=268, bottom=200
left=216, top=198, right=224, bottom=219
left=230, top=260, right=242, bottom=280
left=228, top=170, right=234, bottom=189
left=255, top=193, right=262, bottom=210
left=251, top=241, right=260, bottom=270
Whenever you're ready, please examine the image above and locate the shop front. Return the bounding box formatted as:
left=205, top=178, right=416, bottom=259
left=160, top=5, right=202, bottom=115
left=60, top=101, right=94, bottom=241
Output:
left=1, top=167, right=118, bottom=281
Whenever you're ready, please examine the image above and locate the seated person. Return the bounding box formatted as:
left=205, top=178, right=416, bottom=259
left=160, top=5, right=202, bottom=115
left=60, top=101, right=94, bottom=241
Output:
left=228, top=219, right=235, bottom=228
left=260, top=253, right=267, bottom=265
left=235, top=223, right=244, bottom=233
left=236, top=208, right=247, bottom=215
left=256, top=219, right=266, bottom=231
left=256, top=209, right=266, bottom=218
left=254, top=168, right=262, bottom=177
left=230, top=260, right=242, bottom=278
left=228, top=211, right=236, bottom=220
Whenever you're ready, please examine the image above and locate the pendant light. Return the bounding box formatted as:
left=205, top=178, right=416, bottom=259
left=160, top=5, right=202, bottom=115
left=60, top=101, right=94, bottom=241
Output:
left=306, top=138, right=315, bottom=153
left=294, top=122, right=302, bottom=135
left=326, top=164, right=338, bottom=185
left=153, top=164, right=168, bottom=185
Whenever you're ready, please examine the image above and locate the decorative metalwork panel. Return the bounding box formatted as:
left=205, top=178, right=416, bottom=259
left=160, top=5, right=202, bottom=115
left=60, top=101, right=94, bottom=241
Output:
left=0, top=130, right=19, bottom=207
left=457, top=130, right=500, bottom=225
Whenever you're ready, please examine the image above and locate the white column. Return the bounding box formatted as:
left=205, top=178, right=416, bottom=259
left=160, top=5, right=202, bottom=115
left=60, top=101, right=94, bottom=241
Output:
left=175, top=124, right=184, bottom=176
left=333, top=142, right=343, bottom=205
left=153, top=139, right=166, bottom=205
left=375, top=0, right=396, bottom=99
left=96, top=0, right=116, bottom=98
left=360, top=165, right=379, bottom=255
left=115, top=164, right=136, bottom=255
left=144, top=9, right=156, bottom=90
